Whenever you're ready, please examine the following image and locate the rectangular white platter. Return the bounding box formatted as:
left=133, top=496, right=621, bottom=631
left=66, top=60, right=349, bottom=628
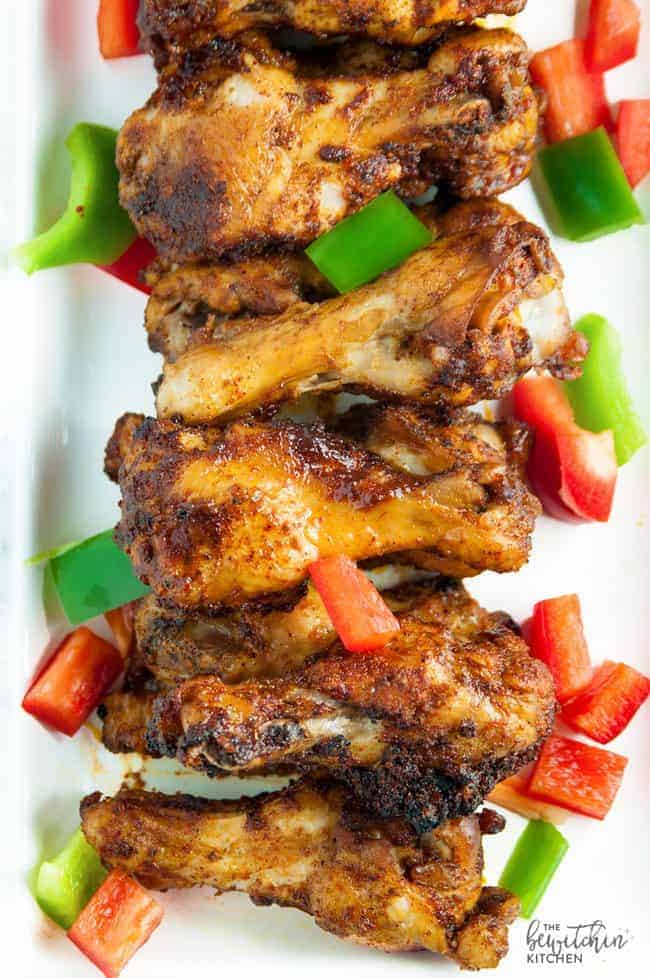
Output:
left=1, top=0, right=649, bottom=974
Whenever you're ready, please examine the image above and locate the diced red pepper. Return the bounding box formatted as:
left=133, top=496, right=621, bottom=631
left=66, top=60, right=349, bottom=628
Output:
left=68, top=870, right=163, bottom=978
left=585, top=0, right=640, bottom=73
left=308, top=556, right=400, bottom=653
left=22, top=627, right=123, bottom=736
left=530, top=39, right=612, bottom=144
left=527, top=734, right=627, bottom=819
left=513, top=376, right=617, bottom=523
left=528, top=595, right=592, bottom=704
left=616, top=99, right=650, bottom=188
left=563, top=660, right=650, bottom=743
left=98, top=238, right=156, bottom=293
left=104, top=601, right=138, bottom=659
left=97, top=0, right=141, bottom=60
left=487, top=764, right=569, bottom=824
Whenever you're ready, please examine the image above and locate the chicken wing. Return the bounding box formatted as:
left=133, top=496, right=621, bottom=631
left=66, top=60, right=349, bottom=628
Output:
left=100, top=577, right=535, bottom=754
left=105, top=404, right=540, bottom=611
left=118, top=28, right=539, bottom=260
left=153, top=201, right=582, bottom=422
left=145, top=598, right=554, bottom=830
left=81, top=780, right=519, bottom=969
left=142, top=0, right=526, bottom=54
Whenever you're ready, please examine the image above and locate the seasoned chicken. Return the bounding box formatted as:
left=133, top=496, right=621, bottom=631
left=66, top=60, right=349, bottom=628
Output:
left=142, top=0, right=526, bottom=53
left=81, top=780, right=519, bottom=969
left=100, top=577, right=535, bottom=753
left=145, top=598, right=554, bottom=830
left=118, top=28, right=539, bottom=260
left=105, top=405, right=540, bottom=611
left=152, top=201, right=583, bottom=422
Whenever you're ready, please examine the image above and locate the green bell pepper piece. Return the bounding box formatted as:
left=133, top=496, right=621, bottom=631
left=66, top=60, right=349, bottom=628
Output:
left=566, top=314, right=647, bottom=465
left=36, top=829, right=107, bottom=929
left=50, top=529, right=150, bottom=625
left=13, top=123, right=136, bottom=273
left=535, top=128, right=644, bottom=243
left=306, top=191, right=433, bottom=293
left=499, top=819, right=569, bottom=919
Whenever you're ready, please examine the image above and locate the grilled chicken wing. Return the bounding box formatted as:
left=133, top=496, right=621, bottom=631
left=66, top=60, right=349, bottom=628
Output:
left=118, top=28, right=539, bottom=261
left=142, top=0, right=525, bottom=54
left=105, top=404, right=540, bottom=611
left=152, top=201, right=581, bottom=423
left=100, top=577, right=535, bottom=752
left=145, top=598, right=554, bottom=830
left=81, top=780, right=519, bottom=968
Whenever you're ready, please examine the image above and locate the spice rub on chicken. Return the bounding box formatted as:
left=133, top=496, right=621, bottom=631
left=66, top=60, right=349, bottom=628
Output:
left=81, top=779, right=519, bottom=969
left=141, top=0, right=526, bottom=55
left=105, top=404, right=540, bottom=612
left=117, top=28, right=539, bottom=261
left=148, top=199, right=582, bottom=423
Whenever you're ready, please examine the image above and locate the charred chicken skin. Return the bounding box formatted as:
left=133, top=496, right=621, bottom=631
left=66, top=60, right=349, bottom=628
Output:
left=150, top=199, right=583, bottom=422
left=105, top=404, right=540, bottom=611
left=117, top=28, right=539, bottom=261
left=142, top=0, right=525, bottom=53
left=100, top=578, right=555, bottom=831
left=81, top=779, right=519, bottom=968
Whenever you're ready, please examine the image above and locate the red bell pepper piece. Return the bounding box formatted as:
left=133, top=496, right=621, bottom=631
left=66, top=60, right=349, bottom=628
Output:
left=563, top=660, right=650, bottom=743
left=527, top=734, right=627, bottom=819
left=97, top=0, right=142, bottom=60
left=68, top=870, right=163, bottom=978
left=585, top=0, right=641, bottom=73
left=487, top=764, right=569, bottom=824
left=308, top=555, right=400, bottom=653
left=98, top=238, right=156, bottom=294
left=616, top=99, right=650, bottom=188
left=513, top=376, right=617, bottom=523
left=22, top=627, right=123, bottom=736
left=527, top=595, right=592, bottom=704
left=529, top=39, right=612, bottom=144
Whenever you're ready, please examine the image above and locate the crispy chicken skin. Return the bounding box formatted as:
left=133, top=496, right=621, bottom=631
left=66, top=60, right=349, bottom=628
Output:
left=100, top=578, right=537, bottom=748
left=105, top=405, right=540, bottom=610
left=142, top=0, right=525, bottom=53
left=117, top=28, right=539, bottom=261
left=81, top=780, right=519, bottom=968
left=152, top=202, right=583, bottom=422
left=145, top=597, right=554, bottom=830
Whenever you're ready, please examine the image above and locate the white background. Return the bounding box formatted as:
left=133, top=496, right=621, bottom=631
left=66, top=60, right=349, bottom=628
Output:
left=0, top=1, right=648, bottom=975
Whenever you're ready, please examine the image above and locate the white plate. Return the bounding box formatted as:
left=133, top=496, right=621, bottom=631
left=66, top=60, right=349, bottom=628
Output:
left=1, top=1, right=649, bottom=974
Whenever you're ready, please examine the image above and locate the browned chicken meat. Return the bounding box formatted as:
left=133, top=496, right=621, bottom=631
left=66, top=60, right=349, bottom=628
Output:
left=82, top=779, right=519, bottom=968
left=142, top=0, right=525, bottom=54
left=105, top=403, right=540, bottom=611
left=100, top=576, right=536, bottom=749
left=151, top=200, right=582, bottom=423
left=145, top=601, right=554, bottom=831
left=118, top=28, right=539, bottom=261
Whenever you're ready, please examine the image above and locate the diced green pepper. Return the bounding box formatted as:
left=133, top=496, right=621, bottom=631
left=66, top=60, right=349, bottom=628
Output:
left=36, top=829, right=107, bottom=929
left=306, top=191, right=433, bottom=293
left=535, top=128, right=644, bottom=242
left=13, top=123, right=136, bottom=274
left=499, top=819, right=569, bottom=919
left=50, top=530, right=150, bottom=625
left=566, top=314, right=647, bottom=465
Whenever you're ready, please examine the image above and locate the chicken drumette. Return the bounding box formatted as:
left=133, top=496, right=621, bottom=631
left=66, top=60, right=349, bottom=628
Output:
left=82, top=779, right=519, bottom=969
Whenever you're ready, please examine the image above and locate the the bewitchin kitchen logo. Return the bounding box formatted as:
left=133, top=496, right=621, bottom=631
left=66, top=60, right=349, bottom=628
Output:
left=525, top=919, right=631, bottom=965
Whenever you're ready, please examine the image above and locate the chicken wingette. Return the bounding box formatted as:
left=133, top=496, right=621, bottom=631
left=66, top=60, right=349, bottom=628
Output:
left=150, top=200, right=582, bottom=422
left=118, top=28, right=539, bottom=260
left=81, top=780, right=519, bottom=969
left=100, top=577, right=541, bottom=752
left=142, top=0, right=526, bottom=54
left=105, top=404, right=540, bottom=611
